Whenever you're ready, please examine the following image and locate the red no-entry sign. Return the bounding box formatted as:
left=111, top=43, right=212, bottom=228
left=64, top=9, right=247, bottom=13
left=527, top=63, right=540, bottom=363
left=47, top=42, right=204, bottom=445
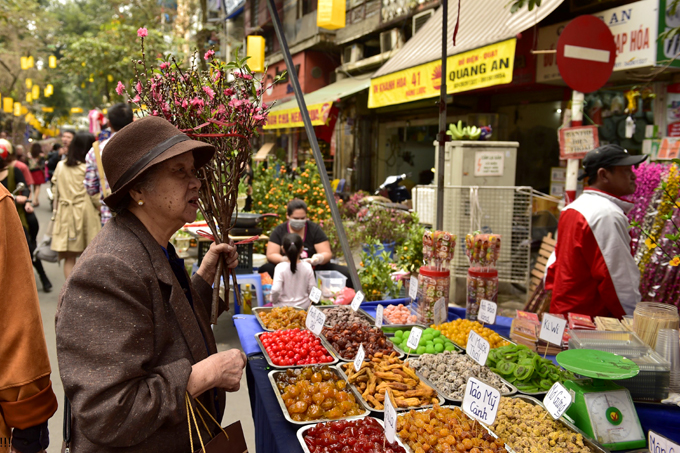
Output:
left=556, top=15, right=616, bottom=93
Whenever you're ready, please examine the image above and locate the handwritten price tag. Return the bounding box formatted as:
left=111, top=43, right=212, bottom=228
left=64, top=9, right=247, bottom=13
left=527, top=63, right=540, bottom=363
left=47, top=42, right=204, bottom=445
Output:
left=543, top=382, right=573, bottom=420
left=305, top=305, right=326, bottom=335
left=375, top=304, right=384, bottom=328
left=467, top=330, right=490, bottom=366
left=406, top=327, right=423, bottom=351
left=409, top=276, right=419, bottom=300
left=383, top=391, right=397, bottom=444
left=351, top=291, right=364, bottom=311
left=434, top=297, right=447, bottom=325
left=478, top=299, right=497, bottom=325
left=353, top=344, right=365, bottom=372
left=309, top=287, right=322, bottom=303
left=539, top=314, right=567, bottom=346
left=649, top=430, right=680, bottom=453
left=462, top=377, right=500, bottom=425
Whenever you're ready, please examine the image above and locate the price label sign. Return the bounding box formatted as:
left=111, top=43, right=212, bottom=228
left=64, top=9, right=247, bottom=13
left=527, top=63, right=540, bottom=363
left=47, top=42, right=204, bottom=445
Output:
left=353, top=344, right=365, bottom=372
left=406, top=327, right=423, bottom=351
left=433, top=297, right=447, bottom=325
left=467, top=330, right=490, bottom=366
left=649, top=430, right=680, bottom=453
left=309, top=287, right=322, bottom=303
left=462, top=377, right=500, bottom=425
left=543, top=382, right=573, bottom=420
left=375, top=304, right=384, bottom=328
left=351, top=291, right=365, bottom=311
left=383, top=391, right=397, bottom=444
left=305, top=305, right=326, bottom=336
left=478, top=299, right=497, bottom=325
left=539, top=314, right=567, bottom=346
left=409, top=276, right=419, bottom=300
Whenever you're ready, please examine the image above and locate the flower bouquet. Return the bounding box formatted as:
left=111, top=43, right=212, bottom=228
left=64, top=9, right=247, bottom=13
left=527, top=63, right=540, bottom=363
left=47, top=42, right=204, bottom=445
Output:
left=121, top=27, right=284, bottom=322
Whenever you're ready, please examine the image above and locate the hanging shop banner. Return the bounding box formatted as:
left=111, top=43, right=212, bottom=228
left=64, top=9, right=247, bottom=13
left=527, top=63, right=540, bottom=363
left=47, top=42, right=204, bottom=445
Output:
left=658, top=0, right=680, bottom=68
left=263, top=101, right=333, bottom=129
left=368, top=39, right=516, bottom=109
left=536, top=0, right=658, bottom=83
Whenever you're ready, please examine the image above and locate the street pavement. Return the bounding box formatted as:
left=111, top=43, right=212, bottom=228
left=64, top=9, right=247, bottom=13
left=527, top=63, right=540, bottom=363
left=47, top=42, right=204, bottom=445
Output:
left=31, top=189, right=256, bottom=452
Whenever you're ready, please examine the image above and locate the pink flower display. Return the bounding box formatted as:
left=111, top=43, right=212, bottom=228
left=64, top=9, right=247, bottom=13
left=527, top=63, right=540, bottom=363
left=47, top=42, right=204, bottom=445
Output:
left=160, top=62, right=169, bottom=70
left=202, top=86, right=215, bottom=100
left=137, top=27, right=148, bottom=38
left=204, top=50, right=215, bottom=60
left=136, top=81, right=142, bottom=93
left=116, top=81, right=125, bottom=95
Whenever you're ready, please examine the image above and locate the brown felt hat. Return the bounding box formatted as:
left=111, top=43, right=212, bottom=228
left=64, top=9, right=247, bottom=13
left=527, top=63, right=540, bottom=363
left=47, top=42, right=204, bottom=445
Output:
left=102, top=116, right=215, bottom=209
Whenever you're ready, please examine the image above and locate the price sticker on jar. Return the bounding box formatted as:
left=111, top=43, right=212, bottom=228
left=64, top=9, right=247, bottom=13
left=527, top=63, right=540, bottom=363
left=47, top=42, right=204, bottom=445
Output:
left=375, top=304, right=384, bottom=328
left=478, top=299, right=497, bottom=325
left=305, top=305, right=326, bottom=336
left=351, top=291, right=365, bottom=311
left=543, top=382, right=573, bottom=420
left=406, top=326, right=423, bottom=351
left=383, top=391, right=397, bottom=444
left=462, top=377, right=500, bottom=425
left=409, top=276, right=418, bottom=300
left=353, top=344, right=365, bottom=372
left=309, top=287, right=322, bottom=304
left=434, top=297, right=447, bottom=325
left=467, top=330, right=490, bottom=367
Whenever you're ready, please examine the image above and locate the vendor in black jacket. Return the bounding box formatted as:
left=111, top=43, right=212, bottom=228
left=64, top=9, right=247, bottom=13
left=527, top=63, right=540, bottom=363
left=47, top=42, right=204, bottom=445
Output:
left=260, top=199, right=354, bottom=288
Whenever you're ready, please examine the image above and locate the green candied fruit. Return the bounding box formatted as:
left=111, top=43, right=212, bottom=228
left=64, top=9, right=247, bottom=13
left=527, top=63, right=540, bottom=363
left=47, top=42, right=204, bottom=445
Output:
left=445, top=344, right=456, bottom=351
left=434, top=343, right=444, bottom=352
left=425, top=345, right=436, bottom=354
left=416, top=346, right=426, bottom=354
left=432, top=329, right=441, bottom=338
left=425, top=340, right=434, bottom=346
left=433, top=338, right=444, bottom=345
left=422, top=334, right=434, bottom=343
left=394, top=330, right=403, bottom=338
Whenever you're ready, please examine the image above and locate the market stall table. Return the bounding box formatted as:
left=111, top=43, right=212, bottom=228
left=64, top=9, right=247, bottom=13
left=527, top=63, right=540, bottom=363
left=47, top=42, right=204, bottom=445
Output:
left=234, top=299, right=680, bottom=452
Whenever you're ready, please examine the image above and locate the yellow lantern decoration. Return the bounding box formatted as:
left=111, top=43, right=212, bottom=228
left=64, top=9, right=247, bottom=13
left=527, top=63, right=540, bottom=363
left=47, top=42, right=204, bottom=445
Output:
left=25, top=113, right=34, bottom=123
left=20, top=56, right=28, bottom=70
left=45, top=84, right=54, bottom=97
left=42, top=107, right=54, bottom=113
left=27, top=56, right=34, bottom=69
left=3, top=97, right=13, bottom=113
left=26, top=93, right=33, bottom=103
left=13, top=102, right=21, bottom=116
left=32, top=85, right=40, bottom=99
left=49, top=55, right=57, bottom=68
left=25, top=78, right=33, bottom=89
left=107, top=74, right=114, bottom=82
left=317, top=0, right=345, bottom=30
left=20, top=106, right=28, bottom=115
left=246, top=36, right=266, bottom=73
left=71, top=107, right=83, bottom=114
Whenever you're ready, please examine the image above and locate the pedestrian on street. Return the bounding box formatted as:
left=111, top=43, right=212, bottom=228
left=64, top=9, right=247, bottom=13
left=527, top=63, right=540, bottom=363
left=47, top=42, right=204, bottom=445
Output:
left=56, top=116, right=245, bottom=452
left=546, top=144, right=647, bottom=318
left=50, top=132, right=101, bottom=279
left=0, top=183, right=59, bottom=453
left=28, top=142, right=47, bottom=207
left=84, top=103, right=133, bottom=225
left=271, top=232, right=317, bottom=309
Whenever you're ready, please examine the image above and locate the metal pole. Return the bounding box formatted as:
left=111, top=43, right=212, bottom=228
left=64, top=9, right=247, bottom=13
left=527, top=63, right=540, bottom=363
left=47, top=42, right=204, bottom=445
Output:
left=436, top=0, right=448, bottom=230
left=265, top=0, right=361, bottom=291
left=565, top=91, right=583, bottom=205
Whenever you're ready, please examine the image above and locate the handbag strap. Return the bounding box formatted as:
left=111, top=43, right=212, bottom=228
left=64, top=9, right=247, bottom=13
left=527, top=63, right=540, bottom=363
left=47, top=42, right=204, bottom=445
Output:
left=93, top=141, right=111, bottom=199
left=185, top=393, right=230, bottom=453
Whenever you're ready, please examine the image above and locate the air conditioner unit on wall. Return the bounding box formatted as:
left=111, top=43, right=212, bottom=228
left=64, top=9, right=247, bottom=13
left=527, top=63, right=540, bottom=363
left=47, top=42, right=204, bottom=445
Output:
left=380, top=29, right=403, bottom=54
left=343, top=44, right=364, bottom=64
left=412, top=9, right=434, bottom=35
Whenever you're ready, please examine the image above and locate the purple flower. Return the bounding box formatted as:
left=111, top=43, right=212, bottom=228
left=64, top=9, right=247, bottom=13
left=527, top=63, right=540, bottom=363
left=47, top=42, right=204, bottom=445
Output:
left=137, top=27, right=148, bottom=38
left=115, top=81, right=125, bottom=95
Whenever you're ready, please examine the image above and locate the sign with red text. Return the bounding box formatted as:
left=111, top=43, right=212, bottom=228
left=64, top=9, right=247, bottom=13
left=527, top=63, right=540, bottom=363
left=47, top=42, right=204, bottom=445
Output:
left=559, top=126, right=600, bottom=159
left=263, top=101, right=333, bottom=129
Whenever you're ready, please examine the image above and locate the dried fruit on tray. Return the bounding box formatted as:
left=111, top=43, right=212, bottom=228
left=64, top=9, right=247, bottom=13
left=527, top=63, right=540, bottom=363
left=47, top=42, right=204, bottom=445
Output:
left=303, top=417, right=406, bottom=453
left=323, top=306, right=372, bottom=327
left=340, top=353, right=438, bottom=410
left=397, top=405, right=508, bottom=453
left=259, top=307, right=307, bottom=330
left=383, top=304, right=418, bottom=324
left=273, top=366, right=364, bottom=422
left=432, top=319, right=510, bottom=349
left=490, top=397, right=593, bottom=453
left=260, top=329, right=334, bottom=366
left=389, top=327, right=458, bottom=355
left=323, top=322, right=395, bottom=360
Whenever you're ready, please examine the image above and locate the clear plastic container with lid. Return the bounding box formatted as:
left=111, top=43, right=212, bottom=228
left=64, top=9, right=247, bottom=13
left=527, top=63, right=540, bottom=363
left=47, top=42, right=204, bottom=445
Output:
left=634, top=302, right=679, bottom=349
left=413, top=266, right=450, bottom=325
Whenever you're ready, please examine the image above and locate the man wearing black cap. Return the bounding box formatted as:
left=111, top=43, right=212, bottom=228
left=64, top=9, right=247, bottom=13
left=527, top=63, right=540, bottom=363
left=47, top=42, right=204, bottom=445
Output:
left=546, top=144, right=647, bottom=318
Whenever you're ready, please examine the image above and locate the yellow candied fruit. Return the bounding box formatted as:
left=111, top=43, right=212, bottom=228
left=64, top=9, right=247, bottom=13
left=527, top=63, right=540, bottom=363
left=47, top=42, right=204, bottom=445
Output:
left=430, top=319, right=510, bottom=349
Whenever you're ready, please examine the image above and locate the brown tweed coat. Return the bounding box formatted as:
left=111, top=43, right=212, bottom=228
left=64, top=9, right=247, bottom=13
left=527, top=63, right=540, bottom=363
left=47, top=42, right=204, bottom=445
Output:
left=56, top=210, right=227, bottom=452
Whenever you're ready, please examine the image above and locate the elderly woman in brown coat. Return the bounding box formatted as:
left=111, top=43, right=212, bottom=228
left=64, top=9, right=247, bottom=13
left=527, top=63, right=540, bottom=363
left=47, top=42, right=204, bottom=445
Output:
left=55, top=116, right=246, bottom=452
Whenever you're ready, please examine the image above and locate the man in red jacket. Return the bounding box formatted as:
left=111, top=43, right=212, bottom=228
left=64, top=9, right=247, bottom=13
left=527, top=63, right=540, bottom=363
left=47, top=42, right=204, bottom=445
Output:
left=546, top=145, right=647, bottom=318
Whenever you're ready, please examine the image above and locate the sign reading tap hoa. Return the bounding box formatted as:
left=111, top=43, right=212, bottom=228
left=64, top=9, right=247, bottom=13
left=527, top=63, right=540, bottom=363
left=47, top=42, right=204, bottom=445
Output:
left=559, top=126, right=600, bottom=160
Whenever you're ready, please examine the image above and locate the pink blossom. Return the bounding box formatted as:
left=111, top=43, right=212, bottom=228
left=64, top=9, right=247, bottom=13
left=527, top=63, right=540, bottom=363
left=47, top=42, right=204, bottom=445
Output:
left=136, top=81, right=142, bottom=93
left=234, top=71, right=253, bottom=80
left=217, top=104, right=227, bottom=115
left=182, top=100, right=188, bottom=109
left=160, top=62, right=169, bottom=70
left=229, top=98, right=242, bottom=109
left=213, top=71, right=221, bottom=82
left=190, top=98, right=205, bottom=109
left=223, top=88, right=234, bottom=96
left=202, top=86, right=215, bottom=100
left=133, top=95, right=141, bottom=103
left=115, top=81, right=125, bottom=95
left=253, top=114, right=266, bottom=121
left=137, top=27, right=148, bottom=38
left=204, top=49, right=215, bottom=60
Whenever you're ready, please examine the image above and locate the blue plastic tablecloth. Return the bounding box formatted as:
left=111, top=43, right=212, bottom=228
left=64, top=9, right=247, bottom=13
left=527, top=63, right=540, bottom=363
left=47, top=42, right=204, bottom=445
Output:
left=236, top=299, right=680, bottom=448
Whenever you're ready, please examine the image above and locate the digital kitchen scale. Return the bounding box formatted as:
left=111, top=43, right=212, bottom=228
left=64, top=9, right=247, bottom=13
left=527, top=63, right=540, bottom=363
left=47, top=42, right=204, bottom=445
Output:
left=557, top=349, right=646, bottom=451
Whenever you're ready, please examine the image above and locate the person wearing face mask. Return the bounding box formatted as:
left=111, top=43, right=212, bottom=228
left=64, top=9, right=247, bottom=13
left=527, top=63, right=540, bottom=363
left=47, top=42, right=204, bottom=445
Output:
left=262, top=199, right=354, bottom=288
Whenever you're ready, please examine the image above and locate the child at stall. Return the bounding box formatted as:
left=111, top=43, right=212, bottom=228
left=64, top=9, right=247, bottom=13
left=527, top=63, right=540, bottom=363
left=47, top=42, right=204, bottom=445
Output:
left=271, top=233, right=317, bottom=309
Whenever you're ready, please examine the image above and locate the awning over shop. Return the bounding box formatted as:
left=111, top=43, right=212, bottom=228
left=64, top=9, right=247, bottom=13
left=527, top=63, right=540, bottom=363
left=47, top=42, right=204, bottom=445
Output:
left=369, top=0, right=565, bottom=108
left=263, top=75, right=372, bottom=129
left=253, top=142, right=275, bottom=161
